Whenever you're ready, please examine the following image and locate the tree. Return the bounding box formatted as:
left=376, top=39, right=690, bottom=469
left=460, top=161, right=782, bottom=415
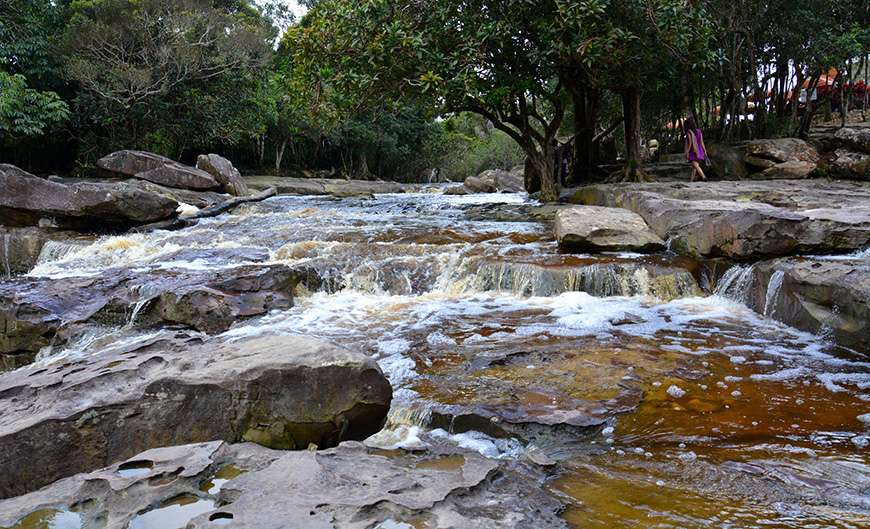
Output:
left=291, top=0, right=568, bottom=201
left=0, top=72, right=70, bottom=139
left=61, top=0, right=275, bottom=157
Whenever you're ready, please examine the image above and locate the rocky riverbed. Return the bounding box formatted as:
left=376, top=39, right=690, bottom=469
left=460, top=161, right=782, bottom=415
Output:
left=0, top=175, right=868, bottom=528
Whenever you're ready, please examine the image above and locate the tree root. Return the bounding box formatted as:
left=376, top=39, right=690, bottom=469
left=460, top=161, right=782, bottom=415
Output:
left=606, top=166, right=655, bottom=183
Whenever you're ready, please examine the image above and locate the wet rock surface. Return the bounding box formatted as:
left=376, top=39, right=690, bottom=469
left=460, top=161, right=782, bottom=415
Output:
left=1, top=189, right=868, bottom=528
left=97, top=150, right=219, bottom=191
left=0, top=440, right=563, bottom=529
left=741, top=256, right=870, bottom=352
left=571, top=180, right=870, bottom=259
left=0, top=334, right=392, bottom=498
left=0, top=226, right=81, bottom=276
left=555, top=205, right=664, bottom=253
left=0, top=164, right=180, bottom=229
left=0, top=261, right=314, bottom=356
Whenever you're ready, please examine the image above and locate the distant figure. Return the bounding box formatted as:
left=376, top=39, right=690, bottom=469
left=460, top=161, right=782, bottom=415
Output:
left=683, top=117, right=707, bottom=182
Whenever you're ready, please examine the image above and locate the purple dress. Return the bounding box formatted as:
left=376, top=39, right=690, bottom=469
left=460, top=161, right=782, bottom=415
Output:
left=688, top=129, right=706, bottom=162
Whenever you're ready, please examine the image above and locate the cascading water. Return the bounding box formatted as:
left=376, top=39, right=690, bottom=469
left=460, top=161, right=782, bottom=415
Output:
left=714, top=264, right=755, bottom=303
left=763, top=270, right=786, bottom=319
left=12, top=191, right=870, bottom=528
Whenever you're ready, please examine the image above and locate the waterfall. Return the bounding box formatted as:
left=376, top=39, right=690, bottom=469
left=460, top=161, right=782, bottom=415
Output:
left=763, top=270, right=786, bottom=319
left=714, top=265, right=755, bottom=303
left=1, top=233, right=10, bottom=278
left=471, top=260, right=699, bottom=301
left=36, top=240, right=88, bottom=266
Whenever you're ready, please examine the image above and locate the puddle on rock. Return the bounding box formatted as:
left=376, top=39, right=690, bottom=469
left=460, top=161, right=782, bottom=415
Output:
left=127, top=494, right=215, bottom=529
left=1, top=510, right=82, bottom=529
left=199, top=465, right=246, bottom=495
left=413, top=454, right=466, bottom=472
left=116, top=460, right=154, bottom=479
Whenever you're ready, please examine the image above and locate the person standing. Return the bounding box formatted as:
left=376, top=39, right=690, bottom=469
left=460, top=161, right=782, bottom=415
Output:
left=683, top=117, right=707, bottom=182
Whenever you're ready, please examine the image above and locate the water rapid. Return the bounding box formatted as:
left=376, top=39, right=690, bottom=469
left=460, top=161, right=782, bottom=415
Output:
left=21, top=191, right=870, bottom=528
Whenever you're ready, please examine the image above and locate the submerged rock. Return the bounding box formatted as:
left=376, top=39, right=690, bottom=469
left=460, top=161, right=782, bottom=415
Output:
left=196, top=153, right=250, bottom=196
left=0, top=334, right=392, bottom=498
left=97, top=150, right=219, bottom=190
left=554, top=205, right=664, bottom=253
left=0, top=440, right=564, bottom=529
left=0, top=164, right=179, bottom=229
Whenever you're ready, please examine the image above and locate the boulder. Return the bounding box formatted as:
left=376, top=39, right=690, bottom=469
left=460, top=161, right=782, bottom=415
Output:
left=463, top=174, right=496, bottom=193
left=746, top=257, right=869, bottom=352
left=0, top=441, right=563, bottom=529
left=706, top=143, right=748, bottom=180
left=744, top=138, right=820, bottom=166
left=828, top=149, right=870, bottom=180
left=0, top=164, right=179, bottom=229
left=759, top=160, right=816, bottom=179
left=834, top=126, right=870, bottom=153
left=444, top=184, right=470, bottom=195
left=0, top=334, right=392, bottom=498
left=463, top=169, right=525, bottom=193
left=554, top=205, right=665, bottom=253
left=97, top=150, right=219, bottom=190
left=196, top=153, right=250, bottom=196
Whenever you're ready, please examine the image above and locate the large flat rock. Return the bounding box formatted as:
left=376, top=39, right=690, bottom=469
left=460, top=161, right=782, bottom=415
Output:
left=0, top=440, right=564, bottom=529
left=0, top=164, right=179, bottom=229
left=0, top=334, right=392, bottom=498
left=554, top=205, right=664, bottom=253
left=570, top=180, right=870, bottom=259
left=246, top=176, right=407, bottom=196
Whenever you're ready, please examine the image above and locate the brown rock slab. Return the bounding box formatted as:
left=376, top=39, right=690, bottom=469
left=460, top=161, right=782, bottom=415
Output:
left=0, top=334, right=392, bottom=498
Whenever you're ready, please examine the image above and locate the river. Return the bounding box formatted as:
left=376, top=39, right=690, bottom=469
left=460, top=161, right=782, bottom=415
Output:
left=18, top=190, right=870, bottom=528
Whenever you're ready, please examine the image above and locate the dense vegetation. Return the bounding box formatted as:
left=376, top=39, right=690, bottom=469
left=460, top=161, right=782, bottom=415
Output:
left=1, top=0, right=868, bottom=198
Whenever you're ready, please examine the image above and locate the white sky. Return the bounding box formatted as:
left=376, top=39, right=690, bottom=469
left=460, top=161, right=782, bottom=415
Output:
left=281, top=1, right=308, bottom=19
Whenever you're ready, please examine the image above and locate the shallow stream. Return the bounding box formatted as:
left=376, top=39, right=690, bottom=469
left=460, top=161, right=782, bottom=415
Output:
left=20, top=191, right=870, bottom=528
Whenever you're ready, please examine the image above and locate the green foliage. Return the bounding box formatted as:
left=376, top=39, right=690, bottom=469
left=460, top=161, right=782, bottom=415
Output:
left=0, top=72, right=70, bottom=138
left=61, top=0, right=274, bottom=157
left=435, top=114, right=524, bottom=180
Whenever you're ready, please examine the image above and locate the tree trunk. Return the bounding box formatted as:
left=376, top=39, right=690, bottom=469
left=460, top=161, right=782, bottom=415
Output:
left=572, top=86, right=598, bottom=184
left=621, top=87, right=644, bottom=181
left=275, top=138, right=288, bottom=176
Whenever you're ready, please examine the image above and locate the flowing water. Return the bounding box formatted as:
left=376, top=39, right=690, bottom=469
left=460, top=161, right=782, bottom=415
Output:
left=21, top=191, right=870, bottom=527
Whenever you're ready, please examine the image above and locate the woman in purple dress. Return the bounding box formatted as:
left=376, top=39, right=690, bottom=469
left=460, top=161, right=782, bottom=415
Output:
left=683, top=116, right=707, bottom=182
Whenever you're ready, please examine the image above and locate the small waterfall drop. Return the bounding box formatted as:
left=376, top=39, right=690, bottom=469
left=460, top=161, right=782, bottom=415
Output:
left=36, top=240, right=88, bottom=266
left=715, top=265, right=755, bottom=303
left=1, top=233, right=10, bottom=278
left=763, top=270, right=786, bottom=320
